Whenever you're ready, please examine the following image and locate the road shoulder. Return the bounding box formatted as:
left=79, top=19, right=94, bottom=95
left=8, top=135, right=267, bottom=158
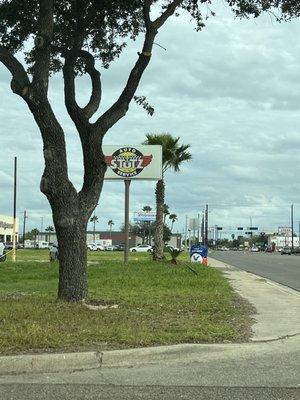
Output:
left=209, top=257, right=300, bottom=341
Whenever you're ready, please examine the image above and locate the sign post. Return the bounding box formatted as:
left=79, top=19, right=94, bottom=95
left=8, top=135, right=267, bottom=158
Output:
left=104, top=145, right=162, bottom=264
left=12, top=156, right=17, bottom=262
left=124, top=179, right=131, bottom=264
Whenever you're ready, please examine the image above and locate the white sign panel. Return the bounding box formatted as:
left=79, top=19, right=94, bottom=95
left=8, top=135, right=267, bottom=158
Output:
left=103, top=145, right=162, bottom=180
left=134, top=211, right=156, bottom=222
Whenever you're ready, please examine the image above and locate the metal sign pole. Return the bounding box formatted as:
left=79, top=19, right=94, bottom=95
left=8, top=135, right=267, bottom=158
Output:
left=124, top=179, right=131, bottom=264
left=12, top=156, right=17, bottom=262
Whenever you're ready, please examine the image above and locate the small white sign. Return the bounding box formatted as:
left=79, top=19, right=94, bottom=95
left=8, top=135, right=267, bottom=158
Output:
left=134, top=211, right=156, bottom=222
left=103, top=145, right=162, bottom=180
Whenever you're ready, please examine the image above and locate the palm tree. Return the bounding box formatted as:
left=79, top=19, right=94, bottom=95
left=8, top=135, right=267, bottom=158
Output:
left=142, top=206, right=152, bottom=244
left=45, top=225, right=55, bottom=242
left=169, top=214, right=178, bottom=232
left=90, top=214, right=99, bottom=243
left=143, top=133, right=192, bottom=260
left=108, top=219, right=114, bottom=238
left=163, top=204, right=170, bottom=224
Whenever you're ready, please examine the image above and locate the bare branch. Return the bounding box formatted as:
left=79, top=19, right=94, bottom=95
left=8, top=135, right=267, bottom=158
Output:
left=31, top=0, right=54, bottom=96
left=63, top=50, right=101, bottom=129
left=143, top=0, right=153, bottom=29
left=94, top=27, right=157, bottom=132
left=153, top=0, right=183, bottom=29
left=0, top=46, right=31, bottom=97
left=81, top=51, right=102, bottom=120
left=94, top=0, right=183, bottom=133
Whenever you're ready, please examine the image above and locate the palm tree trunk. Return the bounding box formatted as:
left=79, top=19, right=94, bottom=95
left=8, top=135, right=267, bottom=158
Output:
left=153, top=179, right=165, bottom=260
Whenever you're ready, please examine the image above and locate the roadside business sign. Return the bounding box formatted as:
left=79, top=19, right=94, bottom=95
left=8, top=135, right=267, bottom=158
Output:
left=103, top=145, right=162, bottom=180
left=134, top=211, right=156, bottom=222
left=190, top=244, right=208, bottom=265
left=102, top=145, right=162, bottom=265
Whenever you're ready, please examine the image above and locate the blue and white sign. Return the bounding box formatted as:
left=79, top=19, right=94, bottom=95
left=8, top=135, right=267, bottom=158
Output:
left=190, top=244, right=208, bottom=265
left=133, top=211, right=156, bottom=222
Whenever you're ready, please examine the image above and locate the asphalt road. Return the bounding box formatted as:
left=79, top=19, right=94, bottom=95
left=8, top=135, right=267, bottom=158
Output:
left=0, top=385, right=298, bottom=400
left=210, top=251, right=300, bottom=291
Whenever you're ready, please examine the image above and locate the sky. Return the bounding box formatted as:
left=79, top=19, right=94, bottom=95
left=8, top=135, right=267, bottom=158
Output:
left=0, top=2, right=300, bottom=237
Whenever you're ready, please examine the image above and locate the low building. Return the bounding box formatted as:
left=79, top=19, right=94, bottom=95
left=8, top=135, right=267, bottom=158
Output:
left=0, top=214, right=19, bottom=243
left=268, top=235, right=299, bottom=250
left=38, top=230, right=182, bottom=249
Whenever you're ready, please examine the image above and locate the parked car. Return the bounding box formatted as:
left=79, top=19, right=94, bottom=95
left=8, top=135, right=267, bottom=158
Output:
left=4, top=242, right=13, bottom=250
left=264, top=246, right=273, bottom=253
left=116, top=244, right=125, bottom=251
left=250, top=246, right=259, bottom=252
left=130, top=244, right=153, bottom=253
left=281, top=247, right=291, bottom=255
left=105, top=245, right=119, bottom=251
left=291, top=247, right=300, bottom=255
left=0, top=242, right=6, bottom=262
left=166, top=245, right=180, bottom=251
left=95, top=244, right=105, bottom=251
left=87, top=243, right=97, bottom=251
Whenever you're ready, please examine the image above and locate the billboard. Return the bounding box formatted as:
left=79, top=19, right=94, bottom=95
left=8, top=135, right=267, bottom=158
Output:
left=103, top=145, right=162, bottom=180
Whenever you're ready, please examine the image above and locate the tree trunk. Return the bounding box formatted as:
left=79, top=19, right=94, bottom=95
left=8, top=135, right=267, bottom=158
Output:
left=55, top=215, right=88, bottom=302
left=153, top=179, right=165, bottom=260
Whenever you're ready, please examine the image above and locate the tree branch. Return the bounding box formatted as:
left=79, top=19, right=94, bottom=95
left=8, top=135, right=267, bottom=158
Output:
left=31, top=0, right=54, bottom=97
left=63, top=50, right=101, bottom=130
left=153, top=0, right=183, bottom=29
left=0, top=46, right=30, bottom=97
left=81, top=51, right=102, bottom=120
left=94, top=0, right=183, bottom=133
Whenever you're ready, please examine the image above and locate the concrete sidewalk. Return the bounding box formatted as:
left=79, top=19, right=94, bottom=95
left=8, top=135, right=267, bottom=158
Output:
left=0, top=257, right=299, bottom=376
left=209, top=257, right=300, bottom=341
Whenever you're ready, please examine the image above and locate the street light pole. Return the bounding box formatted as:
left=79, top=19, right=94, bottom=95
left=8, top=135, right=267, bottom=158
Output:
left=291, top=204, right=294, bottom=251
left=22, top=210, right=27, bottom=248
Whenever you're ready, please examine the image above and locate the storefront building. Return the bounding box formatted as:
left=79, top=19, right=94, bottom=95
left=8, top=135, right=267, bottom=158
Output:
left=0, top=214, right=19, bottom=243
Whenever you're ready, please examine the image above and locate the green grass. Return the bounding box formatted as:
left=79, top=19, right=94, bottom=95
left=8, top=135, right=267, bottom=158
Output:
left=0, top=250, right=254, bottom=354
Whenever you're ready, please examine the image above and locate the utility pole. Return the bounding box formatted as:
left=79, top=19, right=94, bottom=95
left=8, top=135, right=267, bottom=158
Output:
left=197, top=213, right=200, bottom=243
left=184, top=215, right=188, bottom=252
left=204, top=204, right=208, bottom=246
left=201, top=212, right=204, bottom=245
left=40, top=217, right=44, bottom=240
left=291, top=204, right=294, bottom=250
left=22, top=210, right=27, bottom=248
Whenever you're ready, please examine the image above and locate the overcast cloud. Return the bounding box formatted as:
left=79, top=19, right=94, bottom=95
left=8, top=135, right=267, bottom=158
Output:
left=0, top=4, right=300, bottom=236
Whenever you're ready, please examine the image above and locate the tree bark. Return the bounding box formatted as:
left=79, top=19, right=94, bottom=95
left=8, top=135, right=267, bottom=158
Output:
left=55, top=215, right=88, bottom=301
left=153, top=179, right=165, bottom=260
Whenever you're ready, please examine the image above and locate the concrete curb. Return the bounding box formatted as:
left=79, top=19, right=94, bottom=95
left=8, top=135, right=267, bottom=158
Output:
left=1, top=336, right=300, bottom=376
left=0, top=351, right=102, bottom=375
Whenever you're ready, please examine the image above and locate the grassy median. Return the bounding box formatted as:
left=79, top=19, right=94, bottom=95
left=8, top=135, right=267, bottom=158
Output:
left=0, top=250, right=254, bottom=354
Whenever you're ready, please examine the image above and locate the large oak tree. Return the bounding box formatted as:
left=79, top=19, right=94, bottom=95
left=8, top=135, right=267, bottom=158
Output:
left=0, top=0, right=293, bottom=301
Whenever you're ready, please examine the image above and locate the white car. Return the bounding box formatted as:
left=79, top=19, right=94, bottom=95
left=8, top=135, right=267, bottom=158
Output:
left=87, top=243, right=104, bottom=251
left=250, top=246, right=259, bottom=252
left=0, top=242, right=6, bottom=262
left=130, top=244, right=153, bottom=253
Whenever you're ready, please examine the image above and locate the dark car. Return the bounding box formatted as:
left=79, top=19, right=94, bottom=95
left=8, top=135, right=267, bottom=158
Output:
left=116, top=244, right=125, bottom=251
left=265, top=246, right=273, bottom=253
left=281, top=247, right=291, bottom=255
left=291, top=247, right=300, bottom=255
